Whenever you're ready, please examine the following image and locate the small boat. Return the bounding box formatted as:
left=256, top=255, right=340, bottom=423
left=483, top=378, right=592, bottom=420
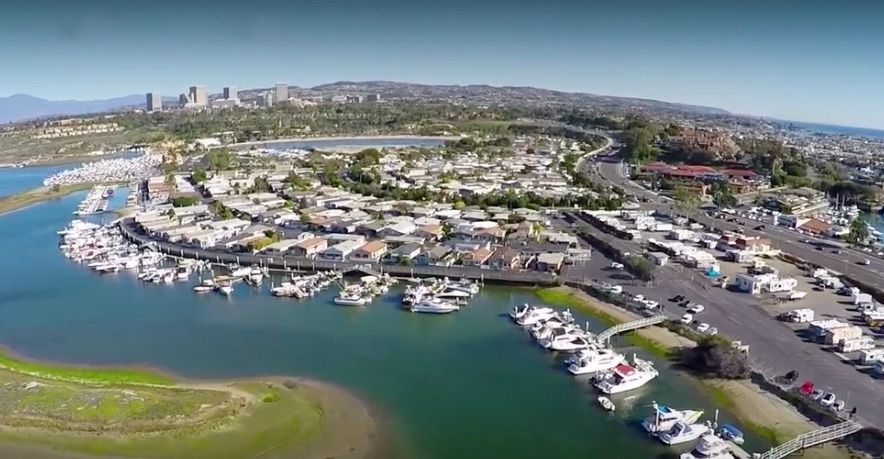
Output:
left=642, top=403, right=704, bottom=434
left=334, top=294, right=368, bottom=306
left=193, top=285, right=213, bottom=293
left=410, top=298, right=460, bottom=314
left=217, top=284, right=234, bottom=296
left=718, top=424, right=745, bottom=445
left=598, top=396, right=615, bottom=412
left=659, top=421, right=709, bottom=446
left=679, top=434, right=734, bottom=459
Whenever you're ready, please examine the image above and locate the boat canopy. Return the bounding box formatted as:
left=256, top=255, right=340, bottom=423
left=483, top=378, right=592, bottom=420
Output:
left=720, top=424, right=744, bottom=439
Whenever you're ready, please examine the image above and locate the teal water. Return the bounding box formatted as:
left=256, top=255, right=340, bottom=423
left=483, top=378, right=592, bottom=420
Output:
left=0, top=192, right=769, bottom=458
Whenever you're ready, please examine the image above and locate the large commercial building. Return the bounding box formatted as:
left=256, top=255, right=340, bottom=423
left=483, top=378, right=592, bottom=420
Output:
left=223, top=86, right=237, bottom=101
left=275, top=82, right=288, bottom=103
left=257, top=92, right=274, bottom=108
left=189, top=86, right=208, bottom=107
left=146, top=92, right=162, bottom=112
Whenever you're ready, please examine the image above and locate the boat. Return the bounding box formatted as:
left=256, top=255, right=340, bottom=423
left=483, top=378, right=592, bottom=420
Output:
left=334, top=294, right=368, bottom=306
left=717, top=424, right=745, bottom=445
left=567, top=348, right=625, bottom=375
left=541, top=333, right=592, bottom=352
left=510, top=303, right=532, bottom=320
left=642, top=403, right=705, bottom=434
left=217, top=283, right=234, bottom=296
left=410, top=298, right=460, bottom=314
left=597, top=396, right=615, bottom=412
left=594, top=355, right=658, bottom=394
left=659, top=421, right=709, bottom=445
left=193, top=285, right=213, bottom=293
left=516, top=308, right=560, bottom=326
left=679, top=434, right=734, bottom=459
left=229, top=266, right=252, bottom=278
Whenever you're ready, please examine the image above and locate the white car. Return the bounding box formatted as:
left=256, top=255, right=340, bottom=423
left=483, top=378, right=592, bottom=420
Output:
left=687, top=304, right=705, bottom=314
left=695, top=323, right=710, bottom=333
left=642, top=300, right=659, bottom=309
left=610, top=262, right=624, bottom=270
left=819, top=393, right=836, bottom=408
left=633, top=294, right=645, bottom=302
left=705, top=327, right=718, bottom=336
left=608, top=285, right=623, bottom=294
left=680, top=313, right=693, bottom=324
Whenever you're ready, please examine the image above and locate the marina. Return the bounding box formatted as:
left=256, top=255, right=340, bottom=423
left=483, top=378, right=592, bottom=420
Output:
left=1, top=189, right=773, bottom=459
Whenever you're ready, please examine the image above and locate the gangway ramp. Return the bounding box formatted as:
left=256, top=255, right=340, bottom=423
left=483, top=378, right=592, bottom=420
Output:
left=596, top=315, right=665, bottom=344
left=753, top=420, right=862, bottom=459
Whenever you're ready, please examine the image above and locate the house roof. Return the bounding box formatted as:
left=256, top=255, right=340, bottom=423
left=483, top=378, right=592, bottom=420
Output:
left=357, top=240, right=388, bottom=253
left=798, top=218, right=832, bottom=234
left=296, top=237, right=326, bottom=249
left=468, top=247, right=494, bottom=262
left=491, top=247, right=521, bottom=261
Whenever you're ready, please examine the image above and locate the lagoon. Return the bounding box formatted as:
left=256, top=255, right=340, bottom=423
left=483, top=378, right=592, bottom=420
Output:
left=0, top=192, right=769, bottom=458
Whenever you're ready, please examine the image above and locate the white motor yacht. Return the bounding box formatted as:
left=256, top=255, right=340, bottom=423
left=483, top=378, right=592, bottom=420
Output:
left=642, top=403, right=704, bottom=434
left=659, top=421, right=709, bottom=445
left=594, top=355, right=658, bottom=394
left=410, top=298, right=460, bottom=314
left=679, top=434, right=734, bottom=459
left=193, top=285, right=213, bottom=293
left=217, top=283, right=234, bottom=296
left=517, top=308, right=558, bottom=326
left=567, top=348, right=625, bottom=375
left=229, top=266, right=251, bottom=278
left=546, top=335, right=592, bottom=352
left=334, top=294, right=368, bottom=306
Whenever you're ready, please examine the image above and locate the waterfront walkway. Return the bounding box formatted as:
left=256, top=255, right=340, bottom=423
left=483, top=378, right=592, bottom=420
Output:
left=119, top=219, right=558, bottom=285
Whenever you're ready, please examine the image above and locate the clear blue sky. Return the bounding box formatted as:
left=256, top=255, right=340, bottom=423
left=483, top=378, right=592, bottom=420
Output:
left=2, top=0, right=883, bottom=128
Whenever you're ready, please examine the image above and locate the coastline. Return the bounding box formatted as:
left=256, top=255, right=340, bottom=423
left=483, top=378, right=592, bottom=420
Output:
left=0, top=184, right=94, bottom=215
left=231, top=134, right=458, bottom=148
left=534, top=286, right=852, bottom=459
left=0, top=347, right=382, bottom=459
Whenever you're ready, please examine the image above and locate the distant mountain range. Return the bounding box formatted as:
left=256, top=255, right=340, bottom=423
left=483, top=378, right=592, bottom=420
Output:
left=0, top=94, right=146, bottom=124
left=0, top=81, right=731, bottom=124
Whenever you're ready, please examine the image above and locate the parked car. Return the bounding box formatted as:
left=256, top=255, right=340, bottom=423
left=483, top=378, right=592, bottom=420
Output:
left=754, top=225, right=765, bottom=230
left=819, top=393, right=836, bottom=408
left=808, top=389, right=824, bottom=401
left=832, top=250, right=842, bottom=254
left=859, top=259, right=871, bottom=265
left=695, top=323, right=710, bottom=333
left=681, top=313, right=693, bottom=324
left=687, top=304, right=705, bottom=314
left=831, top=400, right=846, bottom=413
left=705, top=327, right=718, bottom=336
left=670, top=295, right=685, bottom=303
left=609, top=262, right=624, bottom=270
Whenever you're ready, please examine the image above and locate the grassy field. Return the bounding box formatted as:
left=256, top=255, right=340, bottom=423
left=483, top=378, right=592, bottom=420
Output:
left=0, top=350, right=377, bottom=459
left=0, top=350, right=174, bottom=386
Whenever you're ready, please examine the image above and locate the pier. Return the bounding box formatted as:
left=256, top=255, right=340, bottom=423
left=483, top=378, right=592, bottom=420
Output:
left=752, top=420, right=863, bottom=459
left=595, top=315, right=666, bottom=344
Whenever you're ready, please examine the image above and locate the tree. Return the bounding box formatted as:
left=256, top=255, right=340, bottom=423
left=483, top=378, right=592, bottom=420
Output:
left=711, top=182, right=737, bottom=208
left=846, top=216, right=869, bottom=245
left=679, top=337, right=750, bottom=379
left=192, top=168, right=207, bottom=183
left=672, top=185, right=701, bottom=212
left=453, top=200, right=466, bottom=210
left=621, top=127, right=657, bottom=164
left=171, top=196, right=199, bottom=207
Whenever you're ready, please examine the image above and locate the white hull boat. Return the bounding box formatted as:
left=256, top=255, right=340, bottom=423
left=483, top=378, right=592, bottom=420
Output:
left=659, top=421, right=709, bottom=445
left=594, top=355, right=658, bottom=394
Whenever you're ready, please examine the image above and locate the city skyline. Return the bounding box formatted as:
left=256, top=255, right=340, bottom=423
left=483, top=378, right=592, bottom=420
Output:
left=1, top=0, right=883, bottom=128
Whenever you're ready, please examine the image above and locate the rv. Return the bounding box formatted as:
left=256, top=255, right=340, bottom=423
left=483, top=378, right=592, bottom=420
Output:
left=859, top=348, right=884, bottom=365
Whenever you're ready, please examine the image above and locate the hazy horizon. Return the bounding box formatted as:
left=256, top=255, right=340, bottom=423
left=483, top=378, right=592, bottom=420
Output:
left=2, top=0, right=883, bottom=129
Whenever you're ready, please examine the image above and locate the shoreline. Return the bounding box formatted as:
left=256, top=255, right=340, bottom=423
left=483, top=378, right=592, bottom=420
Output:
left=0, top=184, right=93, bottom=215
left=231, top=134, right=458, bottom=148
left=0, top=347, right=382, bottom=459
left=534, top=286, right=852, bottom=459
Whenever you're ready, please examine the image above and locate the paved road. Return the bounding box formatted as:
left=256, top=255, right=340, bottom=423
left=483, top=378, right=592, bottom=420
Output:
left=561, top=215, right=883, bottom=428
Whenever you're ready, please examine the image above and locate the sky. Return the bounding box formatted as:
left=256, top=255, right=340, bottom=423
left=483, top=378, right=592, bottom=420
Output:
left=1, top=0, right=883, bottom=128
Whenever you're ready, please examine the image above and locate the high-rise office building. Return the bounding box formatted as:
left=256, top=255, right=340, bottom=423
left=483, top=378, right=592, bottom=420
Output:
left=275, top=82, right=288, bottom=103
left=257, top=92, right=274, bottom=108
left=223, top=86, right=237, bottom=101
left=189, top=86, right=208, bottom=107
left=146, top=92, right=162, bottom=112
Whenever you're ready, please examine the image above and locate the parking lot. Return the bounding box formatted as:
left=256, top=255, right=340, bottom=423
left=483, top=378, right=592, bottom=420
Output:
left=561, top=210, right=884, bottom=428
